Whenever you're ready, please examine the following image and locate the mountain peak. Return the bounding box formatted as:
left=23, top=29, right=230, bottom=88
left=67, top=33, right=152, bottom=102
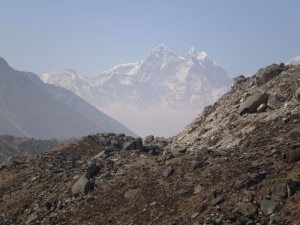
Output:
left=0, top=57, right=9, bottom=67
left=186, top=47, right=207, bottom=60
left=149, top=44, right=175, bottom=57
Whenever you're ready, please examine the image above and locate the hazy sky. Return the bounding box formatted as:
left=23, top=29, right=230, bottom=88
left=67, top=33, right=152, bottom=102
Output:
left=1, top=0, right=299, bottom=77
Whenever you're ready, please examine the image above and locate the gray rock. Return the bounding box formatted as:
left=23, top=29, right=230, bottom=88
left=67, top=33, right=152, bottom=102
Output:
left=71, top=175, right=94, bottom=195
left=295, top=87, right=300, bottom=101
left=86, top=162, right=100, bottom=178
left=269, top=213, right=285, bottom=225
left=195, top=200, right=208, bottom=212
left=233, top=202, right=258, bottom=219
left=267, top=94, right=282, bottom=110
left=238, top=92, right=269, bottom=115
left=124, top=188, right=140, bottom=199
left=143, top=135, right=154, bottom=144
left=270, top=182, right=287, bottom=199
left=211, top=195, right=225, bottom=206
left=123, top=138, right=144, bottom=151
left=286, top=147, right=300, bottom=162
left=257, top=103, right=267, bottom=113
left=190, top=161, right=203, bottom=171
left=287, top=179, right=300, bottom=196
left=256, top=64, right=285, bottom=86
left=260, top=196, right=280, bottom=216
left=193, top=184, right=204, bottom=194
left=26, top=212, right=38, bottom=224
left=162, top=166, right=174, bottom=178
left=233, top=75, right=247, bottom=86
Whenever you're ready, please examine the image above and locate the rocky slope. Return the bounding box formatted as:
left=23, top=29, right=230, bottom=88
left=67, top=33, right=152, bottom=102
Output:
left=0, top=64, right=299, bottom=225
left=0, top=57, right=136, bottom=139
left=41, top=45, right=232, bottom=136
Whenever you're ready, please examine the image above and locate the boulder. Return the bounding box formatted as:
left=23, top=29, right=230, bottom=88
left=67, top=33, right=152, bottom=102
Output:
left=233, top=75, right=247, bottom=86
left=260, top=196, right=280, bottom=216
left=195, top=200, right=208, bottom=212
left=270, top=182, right=287, bottom=199
left=238, top=92, right=269, bottom=115
left=143, top=135, right=154, bottom=145
left=211, top=195, right=225, bottom=206
left=86, top=162, right=100, bottom=178
left=162, top=166, right=174, bottom=178
left=256, top=63, right=285, bottom=86
left=123, top=138, right=144, bottom=151
left=233, top=202, right=258, bottom=219
left=286, top=147, right=300, bottom=162
left=71, top=175, right=94, bottom=195
left=267, top=94, right=282, bottom=109
left=124, top=188, right=141, bottom=199
left=295, top=87, right=300, bottom=101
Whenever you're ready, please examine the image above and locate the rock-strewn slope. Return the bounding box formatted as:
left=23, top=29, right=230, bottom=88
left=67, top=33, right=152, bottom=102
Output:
left=0, top=64, right=299, bottom=225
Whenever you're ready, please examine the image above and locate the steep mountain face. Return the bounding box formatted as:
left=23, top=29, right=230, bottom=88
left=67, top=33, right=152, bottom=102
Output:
left=0, top=64, right=299, bottom=225
left=0, top=57, right=136, bottom=139
left=42, top=45, right=232, bottom=136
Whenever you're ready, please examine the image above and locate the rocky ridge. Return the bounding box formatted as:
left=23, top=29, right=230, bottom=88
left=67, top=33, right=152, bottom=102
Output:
left=0, top=64, right=299, bottom=225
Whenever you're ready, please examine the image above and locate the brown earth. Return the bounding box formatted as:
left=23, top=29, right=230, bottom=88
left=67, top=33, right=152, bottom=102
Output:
left=0, top=64, right=299, bottom=225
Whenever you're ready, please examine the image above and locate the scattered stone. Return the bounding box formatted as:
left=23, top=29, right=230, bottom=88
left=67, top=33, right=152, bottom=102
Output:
left=195, top=200, right=208, bottom=212
left=191, top=213, right=199, bottom=219
left=124, top=188, right=141, bottom=199
left=190, top=161, right=203, bottom=171
left=267, top=94, right=282, bottom=109
left=26, top=212, right=38, bottom=224
left=71, top=175, right=94, bottom=195
left=260, top=196, right=280, bottom=216
left=270, top=182, right=287, bottom=199
left=86, top=162, right=100, bottom=178
left=233, top=75, right=247, bottom=86
left=149, top=201, right=157, bottom=206
left=286, top=147, right=300, bottom=162
left=143, top=135, right=154, bottom=145
left=257, top=103, right=267, bottom=113
left=269, top=213, right=285, bottom=225
left=238, top=92, right=269, bottom=115
left=240, top=141, right=254, bottom=152
left=287, top=179, right=300, bottom=196
left=233, top=202, right=258, bottom=219
left=123, top=138, right=144, bottom=151
left=162, top=166, right=174, bottom=178
left=256, top=63, right=285, bottom=86
left=193, top=184, right=204, bottom=194
left=295, top=87, right=300, bottom=101
left=211, top=195, right=225, bottom=206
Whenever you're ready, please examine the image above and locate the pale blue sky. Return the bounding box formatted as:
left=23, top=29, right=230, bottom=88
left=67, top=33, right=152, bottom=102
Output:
left=0, top=0, right=299, bottom=77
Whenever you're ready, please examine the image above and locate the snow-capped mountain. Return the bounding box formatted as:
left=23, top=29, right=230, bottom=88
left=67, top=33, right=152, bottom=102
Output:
left=286, top=56, right=300, bottom=65
left=41, top=45, right=232, bottom=136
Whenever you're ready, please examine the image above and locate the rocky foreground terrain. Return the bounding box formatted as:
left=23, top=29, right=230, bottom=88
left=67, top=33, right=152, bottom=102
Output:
left=0, top=64, right=299, bottom=225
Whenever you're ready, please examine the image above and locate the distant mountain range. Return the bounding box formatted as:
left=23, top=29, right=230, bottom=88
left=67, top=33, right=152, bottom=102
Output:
left=42, top=45, right=232, bottom=136
left=0, top=57, right=136, bottom=139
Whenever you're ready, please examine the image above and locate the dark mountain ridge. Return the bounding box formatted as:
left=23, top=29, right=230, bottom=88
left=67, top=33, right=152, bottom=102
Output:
left=0, top=57, right=136, bottom=139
